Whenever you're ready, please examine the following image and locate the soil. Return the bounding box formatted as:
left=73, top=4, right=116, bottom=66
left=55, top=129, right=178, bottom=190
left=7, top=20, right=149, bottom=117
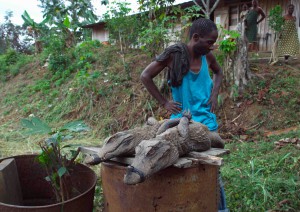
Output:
left=0, top=52, right=299, bottom=143
left=216, top=57, right=300, bottom=141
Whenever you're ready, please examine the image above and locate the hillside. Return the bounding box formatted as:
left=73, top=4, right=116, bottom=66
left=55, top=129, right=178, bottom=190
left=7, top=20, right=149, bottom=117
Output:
left=0, top=45, right=299, bottom=210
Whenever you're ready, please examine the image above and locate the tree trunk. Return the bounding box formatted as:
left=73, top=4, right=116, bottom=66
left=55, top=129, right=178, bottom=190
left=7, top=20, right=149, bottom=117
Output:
left=269, top=34, right=279, bottom=65
left=232, top=22, right=251, bottom=94
left=193, top=0, right=221, bottom=18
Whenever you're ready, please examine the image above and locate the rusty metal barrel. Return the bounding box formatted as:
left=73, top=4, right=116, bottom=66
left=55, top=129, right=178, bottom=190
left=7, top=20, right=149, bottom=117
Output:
left=101, top=161, right=219, bottom=212
left=0, top=155, right=97, bottom=212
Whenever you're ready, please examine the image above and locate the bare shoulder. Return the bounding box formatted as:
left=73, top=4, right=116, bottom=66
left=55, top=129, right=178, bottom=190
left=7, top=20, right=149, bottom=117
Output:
left=206, top=52, right=217, bottom=65
left=258, top=7, right=265, bottom=13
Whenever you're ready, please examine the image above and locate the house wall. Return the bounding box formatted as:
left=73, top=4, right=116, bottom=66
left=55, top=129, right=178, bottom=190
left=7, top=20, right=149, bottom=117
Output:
left=291, top=0, right=300, bottom=41
left=91, top=26, right=109, bottom=42
left=214, top=0, right=293, bottom=52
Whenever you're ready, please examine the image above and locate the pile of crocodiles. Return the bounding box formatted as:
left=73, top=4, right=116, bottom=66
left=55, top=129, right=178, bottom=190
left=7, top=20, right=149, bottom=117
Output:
left=81, top=113, right=224, bottom=185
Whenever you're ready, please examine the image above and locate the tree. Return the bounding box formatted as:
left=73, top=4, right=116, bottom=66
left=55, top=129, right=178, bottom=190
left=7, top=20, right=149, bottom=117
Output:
left=104, top=1, right=145, bottom=78
left=232, top=22, right=251, bottom=94
left=0, top=11, right=29, bottom=54
left=38, top=0, right=98, bottom=44
left=138, top=0, right=179, bottom=57
left=22, top=10, right=50, bottom=53
left=191, top=0, right=221, bottom=18
left=268, top=5, right=285, bottom=65
left=104, top=2, right=143, bottom=50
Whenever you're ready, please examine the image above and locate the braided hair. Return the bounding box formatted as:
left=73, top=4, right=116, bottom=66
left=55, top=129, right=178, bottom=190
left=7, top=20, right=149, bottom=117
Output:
left=189, top=18, right=218, bottom=39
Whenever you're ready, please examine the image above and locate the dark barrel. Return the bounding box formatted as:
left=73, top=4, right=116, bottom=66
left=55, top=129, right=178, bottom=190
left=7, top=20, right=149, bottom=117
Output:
left=0, top=154, right=97, bottom=212
left=101, top=161, right=219, bottom=212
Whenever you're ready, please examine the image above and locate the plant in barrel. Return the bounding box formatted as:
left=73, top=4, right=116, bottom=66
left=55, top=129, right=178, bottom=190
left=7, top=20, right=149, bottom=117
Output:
left=21, top=117, right=90, bottom=202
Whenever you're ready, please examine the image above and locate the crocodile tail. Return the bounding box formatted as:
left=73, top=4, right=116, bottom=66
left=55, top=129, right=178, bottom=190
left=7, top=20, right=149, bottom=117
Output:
left=208, top=132, right=225, bottom=149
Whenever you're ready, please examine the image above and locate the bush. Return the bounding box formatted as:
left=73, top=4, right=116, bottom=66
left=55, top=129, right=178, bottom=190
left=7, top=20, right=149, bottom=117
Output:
left=3, top=49, right=19, bottom=66
left=46, top=37, right=73, bottom=74
left=0, top=51, right=34, bottom=80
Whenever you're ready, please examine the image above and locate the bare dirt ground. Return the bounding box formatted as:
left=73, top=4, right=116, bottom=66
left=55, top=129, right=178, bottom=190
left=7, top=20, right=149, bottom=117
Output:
left=217, top=55, right=300, bottom=142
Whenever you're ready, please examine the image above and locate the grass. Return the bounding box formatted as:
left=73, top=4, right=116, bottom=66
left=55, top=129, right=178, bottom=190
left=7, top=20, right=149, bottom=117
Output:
left=222, top=130, right=300, bottom=211
left=0, top=44, right=299, bottom=211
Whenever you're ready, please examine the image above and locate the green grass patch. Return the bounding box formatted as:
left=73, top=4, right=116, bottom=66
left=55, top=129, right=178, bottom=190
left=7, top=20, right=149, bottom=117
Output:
left=222, top=130, right=300, bottom=211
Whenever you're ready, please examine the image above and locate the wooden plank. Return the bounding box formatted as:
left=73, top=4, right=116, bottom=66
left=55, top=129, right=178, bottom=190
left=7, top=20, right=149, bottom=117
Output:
left=189, top=148, right=230, bottom=157
left=185, top=154, right=223, bottom=166
left=173, top=158, right=193, bottom=168
left=0, top=158, right=23, bottom=205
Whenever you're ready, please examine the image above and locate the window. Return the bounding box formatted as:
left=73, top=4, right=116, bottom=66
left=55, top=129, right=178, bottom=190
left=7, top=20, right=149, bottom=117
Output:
left=229, top=6, right=238, bottom=27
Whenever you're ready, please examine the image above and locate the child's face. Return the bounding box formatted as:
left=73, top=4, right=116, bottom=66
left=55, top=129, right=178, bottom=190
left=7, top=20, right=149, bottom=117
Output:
left=243, top=5, right=248, bottom=11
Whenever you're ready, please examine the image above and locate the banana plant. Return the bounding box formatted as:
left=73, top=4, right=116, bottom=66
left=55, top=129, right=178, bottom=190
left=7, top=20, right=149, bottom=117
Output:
left=21, top=10, right=50, bottom=53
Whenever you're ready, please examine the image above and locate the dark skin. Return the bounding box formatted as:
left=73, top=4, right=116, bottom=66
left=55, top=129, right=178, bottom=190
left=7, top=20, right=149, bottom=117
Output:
left=282, top=5, right=296, bottom=61
left=284, top=5, right=295, bottom=21
left=140, top=30, right=223, bottom=114
left=245, top=0, right=266, bottom=51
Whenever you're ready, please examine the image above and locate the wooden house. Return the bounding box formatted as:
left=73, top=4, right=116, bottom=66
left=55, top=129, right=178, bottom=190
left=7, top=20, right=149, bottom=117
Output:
left=214, top=0, right=299, bottom=52
left=82, top=0, right=300, bottom=52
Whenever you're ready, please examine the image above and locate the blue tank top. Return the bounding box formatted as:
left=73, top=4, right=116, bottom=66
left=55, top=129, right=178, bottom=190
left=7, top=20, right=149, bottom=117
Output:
left=170, top=55, right=218, bottom=131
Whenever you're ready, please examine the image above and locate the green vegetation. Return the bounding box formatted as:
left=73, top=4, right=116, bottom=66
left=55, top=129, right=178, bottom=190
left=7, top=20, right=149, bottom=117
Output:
left=223, top=130, right=300, bottom=211
left=0, top=1, right=299, bottom=211
left=21, top=117, right=90, bottom=202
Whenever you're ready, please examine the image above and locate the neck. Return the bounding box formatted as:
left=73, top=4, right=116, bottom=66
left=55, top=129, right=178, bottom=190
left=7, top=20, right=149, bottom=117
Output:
left=187, top=42, right=199, bottom=59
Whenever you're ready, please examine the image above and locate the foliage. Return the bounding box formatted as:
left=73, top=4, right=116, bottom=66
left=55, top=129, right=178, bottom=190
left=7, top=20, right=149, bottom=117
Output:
left=179, top=5, right=203, bottom=31
left=103, top=1, right=144, bottom=78
left=268, top=5, right=285, bottom=34
left=46, top=36, right=72, bottom=74
left=22, top=10, right=50, bottom=53
left=138, top=0, right=176, bottom=12
left=218, top=28, right=240, bottom=55
left=191, top=0, right=221, bottom=19
left=20, top=117, right=90, bottom=202
left=268, top=5, right=285, bottom=64
left=223, top=130, right=300, bottom=210
left=0, top=11, right=31, bottom=54
left=0, top=50, right=35, bottom=81
left=0, top=36, right=300, bottom=210
left=138, top=1, right=195, bottom=57
left=137, top=0, right=178, bottom=56
left=139, top=19, right=172, bottom=57
left=216, top=27, right=240, bottom=87
left=104, top=1, right=144, bottom=50
left=38, top=0, right=97, bottom=43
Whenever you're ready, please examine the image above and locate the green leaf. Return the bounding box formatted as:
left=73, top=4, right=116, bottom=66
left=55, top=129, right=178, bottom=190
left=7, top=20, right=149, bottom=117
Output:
left=63, top=15, right=71, bottom=28
left=61, top=121, right=90, bottom=132
left=57, top=167, right=67, bottom=178
left=36, top=151, right=51, bottom=165
left=21, top=117, right=52, bottom=135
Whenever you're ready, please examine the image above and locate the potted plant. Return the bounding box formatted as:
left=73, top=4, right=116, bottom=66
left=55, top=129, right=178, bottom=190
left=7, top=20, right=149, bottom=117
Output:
left=0, top=117, right=97, bottom=211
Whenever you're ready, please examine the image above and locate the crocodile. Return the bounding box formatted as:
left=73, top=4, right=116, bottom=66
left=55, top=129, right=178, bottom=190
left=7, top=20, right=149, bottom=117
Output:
left=124, top=117, right=224, bottom=185
left=84, top=117, right=171, bottom=165
left=84, top=115, right=224, bottom=184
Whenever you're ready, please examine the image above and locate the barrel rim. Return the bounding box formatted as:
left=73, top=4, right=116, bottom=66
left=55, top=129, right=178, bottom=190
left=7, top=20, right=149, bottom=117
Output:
left=0, top=154, right=98, bottom=209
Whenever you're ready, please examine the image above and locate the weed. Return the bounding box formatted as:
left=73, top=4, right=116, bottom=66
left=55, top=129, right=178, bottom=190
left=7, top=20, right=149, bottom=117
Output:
left=31, top=79, right=51, bottom=94
left=223, top=129, right=300, bottom=211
